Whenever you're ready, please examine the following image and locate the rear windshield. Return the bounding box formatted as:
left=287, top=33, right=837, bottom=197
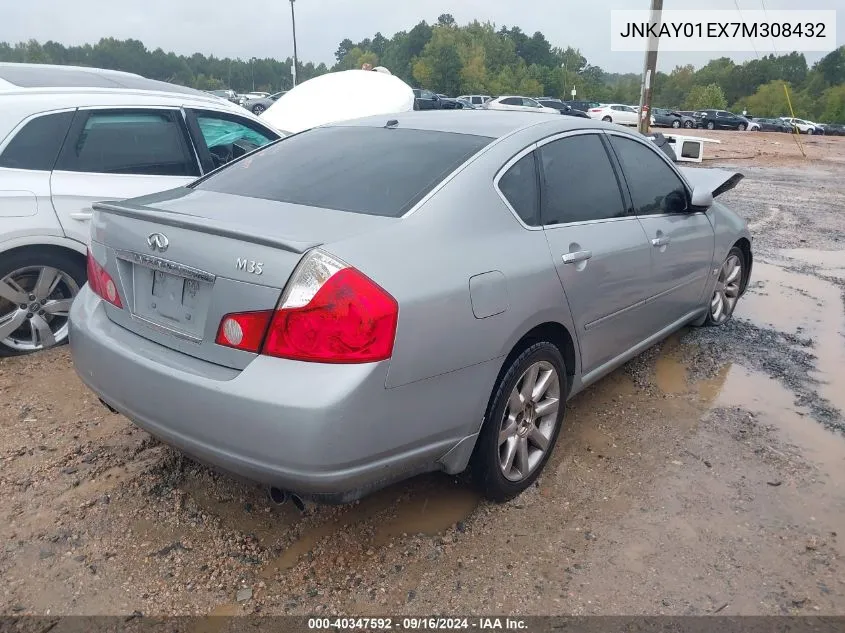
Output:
left=193, top=125, right=492, bottom=217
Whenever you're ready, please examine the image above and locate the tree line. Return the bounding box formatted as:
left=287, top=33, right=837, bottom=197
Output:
left=2, top=14, right=843, bottom=122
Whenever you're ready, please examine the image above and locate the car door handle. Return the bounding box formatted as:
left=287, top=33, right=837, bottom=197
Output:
left=651, top=237, right=670, bottom=247
left=562, top=250, right=593, bottom=264
left=69, top=210, right=93, bottom=221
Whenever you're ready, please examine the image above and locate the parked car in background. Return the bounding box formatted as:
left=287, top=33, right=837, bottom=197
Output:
left=694, top=110, right=750, bottom=131
left=457, top=94, right=492, bottom=106
left=438, top=96, right=466, bottom=110
left=563, top=100, right=601, bottom=112
left=207, top=89, right=240, bottom=104
left=0, top=63, right=282, bottom=355
left=587, top=104, right=638, bottom=126
left=650, top=108, right=694, bottom=129
left=413, top=89, right=445, bottom=110
left=69, top=110, right=752, bottom=506
left=537, top=99, right=590, bottom=118
left=818, top=123, right=845, bottom=136
left=780, top=117, right=822, bottom=134
left=455, top=98, right=477, bottom=109
left=751, top=117, right=794, bottom=132
left=484, top=96, right=560, bottom=114
left=242, top=91, right=285, bottom=115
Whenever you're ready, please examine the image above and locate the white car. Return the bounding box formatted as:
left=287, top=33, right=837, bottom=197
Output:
left=0, top=63, right=283, bottom=355
left=587, top=104, right=639, bottom=126
left=457, top=94, right=492, bottom=106
left=780, top=117, right=817, bottom=134
left=483, top=96, right=560, bottom=114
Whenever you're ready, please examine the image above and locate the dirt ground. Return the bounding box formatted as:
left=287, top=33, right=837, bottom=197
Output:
left=1, top=131, right=844, bottom=618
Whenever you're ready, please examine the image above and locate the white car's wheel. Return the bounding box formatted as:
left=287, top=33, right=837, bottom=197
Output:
left=602, top=116, right=612, bottom=122
left=0, top=249, right=85, bottom=356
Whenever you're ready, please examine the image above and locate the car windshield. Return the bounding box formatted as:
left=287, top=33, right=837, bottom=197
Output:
left=193, top=125, right=493, bottom=217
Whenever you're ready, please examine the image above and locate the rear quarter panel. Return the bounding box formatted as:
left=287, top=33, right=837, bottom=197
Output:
left=325, top=127, right=579, bottom=394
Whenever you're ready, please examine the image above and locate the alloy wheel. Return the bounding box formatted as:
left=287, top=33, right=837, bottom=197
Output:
left=253, top=104, right=265, bottom=115
left=498, top=361, right=560, bottom=482
left=0, top=266, right=79, bottom=352
left=672, top=120, right=681, bottom=128
left=709, top=254, right=742, bottom=325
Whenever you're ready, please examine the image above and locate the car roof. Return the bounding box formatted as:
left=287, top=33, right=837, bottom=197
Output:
left=0, top=62, right=207, bottom=96
left=0, top=64, right=271, bottom=139
left=327, top=109, right=604, bottom=139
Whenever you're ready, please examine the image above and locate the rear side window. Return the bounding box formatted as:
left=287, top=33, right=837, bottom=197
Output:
left=539, top=134, right=626, bottom=225
left=609, top=135, right=688, bottom=215
left=0, top=111, right=74, bottom=171
left=56, top=111, right=198, bottom=177
left=194, top=126, right=492, bottom=217
left=498, top=152, right=539, bottom=226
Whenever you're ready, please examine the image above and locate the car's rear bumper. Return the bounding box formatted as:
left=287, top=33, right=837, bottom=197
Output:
left=69, top=287, right=482, bottom=503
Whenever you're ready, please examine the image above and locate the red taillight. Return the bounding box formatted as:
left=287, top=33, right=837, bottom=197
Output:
left=264, top=267, right=398, bottom=363
left=86, top=248, right=123, bottom=308
left=215, top=310, right=273, bottom=352
left=589, top=108, right=602, bottom=112
left=213, top=250, right=398, bottom=363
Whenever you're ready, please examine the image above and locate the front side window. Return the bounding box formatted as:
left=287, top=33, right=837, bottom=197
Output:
left=194, top=126, right=492, bottom=218
left=56, top=110, right=197, bottom=176
left=539, top=134, right=626, bottom=225
left=0, top=111, right=74, bottom=171
left=194, top=113, right=277, bottom=169
left=609, top=135, right=688, bottom=215
left=498, top=152, right=539, bottom=226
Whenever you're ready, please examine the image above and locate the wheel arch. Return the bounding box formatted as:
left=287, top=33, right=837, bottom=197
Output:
left=0, top=242, right=87, bottom=275
left=734, top=237, right=752, bottom=295
left=493, top=322, right=577, bottom=405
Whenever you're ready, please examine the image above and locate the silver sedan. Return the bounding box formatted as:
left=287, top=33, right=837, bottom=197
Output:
left=69, top=111, right=752, bottom=503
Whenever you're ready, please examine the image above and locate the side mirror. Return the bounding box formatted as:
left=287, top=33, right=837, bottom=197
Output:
left=690, top=186, right=714, bottom=210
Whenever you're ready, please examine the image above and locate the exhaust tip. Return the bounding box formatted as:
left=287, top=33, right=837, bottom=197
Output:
left=290, top=494, right=306, bottom=513
left=268, top=487, right=288, bottom=505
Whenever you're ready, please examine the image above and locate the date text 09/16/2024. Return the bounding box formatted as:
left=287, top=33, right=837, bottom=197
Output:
left=307, top=617, right=528, bottom=630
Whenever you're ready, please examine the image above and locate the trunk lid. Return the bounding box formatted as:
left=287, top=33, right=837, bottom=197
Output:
left=90, top=187, right=395, bottom=369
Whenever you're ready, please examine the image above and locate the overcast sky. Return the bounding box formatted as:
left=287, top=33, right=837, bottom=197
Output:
left=4, top=0, right=842, bottom=73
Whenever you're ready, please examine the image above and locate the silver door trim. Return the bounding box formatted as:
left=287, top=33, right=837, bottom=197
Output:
left=580, top=307, right=706, bottom=389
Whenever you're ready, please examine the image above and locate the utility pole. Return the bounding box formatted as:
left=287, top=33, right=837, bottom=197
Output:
left=637, top=0, right=663, bottom=134
left=290, top=0, right=299, bottom=88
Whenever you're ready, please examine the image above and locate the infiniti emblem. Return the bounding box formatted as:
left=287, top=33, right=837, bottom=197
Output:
left=147, top=232, right=169, bottom=252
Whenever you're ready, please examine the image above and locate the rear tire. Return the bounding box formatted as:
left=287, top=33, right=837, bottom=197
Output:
left=672, top=120, right=681, bottom=128
left=252, top=104, right=265, bottom=115
left=0, top=249, right=85, bottom=356
left=706, top=121, right=715, bottom=130
left=471, top=342, right=567, bottom=502
left=738, top=123, right=747, bottom=131
left=602, top=116, right=612, bottom=122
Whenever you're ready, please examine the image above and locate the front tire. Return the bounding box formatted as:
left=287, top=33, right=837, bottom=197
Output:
left=703, top=247, right=744, bottom=327
left=472, top=342, right=566, bottom=502
left=252, top=104, right=265, bottom=115
left=738, top=123, right=747, bottom=131
left=0, top=249, right=85, bottom=356
left=706, top=121, right=715, bottom=130
left=807, top=128, right=813, bottom=135
left=672, top=120, right=681, bottom=128
left=683, top=120, right=693, bottom=128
